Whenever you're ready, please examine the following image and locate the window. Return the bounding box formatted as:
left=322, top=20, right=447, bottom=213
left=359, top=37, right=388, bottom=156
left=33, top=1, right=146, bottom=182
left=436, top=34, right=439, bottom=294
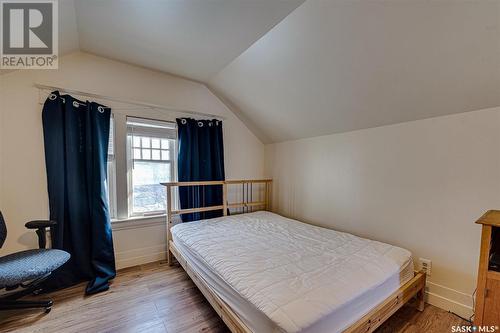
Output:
left=127, top=117, right=176, bottom=216
left=105, top=115, right=177, bottom=221
left=107, top=116, right=117, bottom=218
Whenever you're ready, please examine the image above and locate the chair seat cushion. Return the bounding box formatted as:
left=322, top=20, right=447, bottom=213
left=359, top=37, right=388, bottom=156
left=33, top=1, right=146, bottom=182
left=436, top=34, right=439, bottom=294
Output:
left=0, top=249, right=70, bottom=287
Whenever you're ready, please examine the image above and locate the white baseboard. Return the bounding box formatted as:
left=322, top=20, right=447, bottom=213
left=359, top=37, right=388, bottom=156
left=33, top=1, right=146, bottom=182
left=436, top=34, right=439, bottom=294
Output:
left=425, top=281, right=473, bottom=320
left=115, top=244, right=166, bottom=270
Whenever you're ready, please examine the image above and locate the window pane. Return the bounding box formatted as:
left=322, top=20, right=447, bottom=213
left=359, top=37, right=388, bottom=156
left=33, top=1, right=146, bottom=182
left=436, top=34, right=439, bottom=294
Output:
left=142, top=149, right=151, bottom=160
left=108, top=117, right=115, bottom=156
left=132, top=161, right=171, bottom=213
left=133, top=136, right=141, bottom=147
left=151, top=138, right=160, bottom=149
left=107, top=158, right=116, bottom=218
left=133, top=148, right=141, bottom=159
left=126, top=117, right=177, bottom=216
left=151, top=149, right=161, bottom=160
left=107, top=119, right=116, bottom=219
left=161, top=150, right=170, bottom=161
left=106, top=161, right=111, bottom=210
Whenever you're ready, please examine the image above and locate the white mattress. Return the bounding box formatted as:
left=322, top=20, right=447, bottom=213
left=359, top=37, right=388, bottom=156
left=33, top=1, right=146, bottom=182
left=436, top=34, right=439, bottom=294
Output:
left=171, top=211, right=413, bottom=333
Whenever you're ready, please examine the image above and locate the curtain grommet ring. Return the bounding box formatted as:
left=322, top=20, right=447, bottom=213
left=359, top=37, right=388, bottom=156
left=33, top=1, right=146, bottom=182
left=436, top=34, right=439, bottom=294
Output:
left=72, top=101, right=80, bottom=108
left=209, top=122, right=213, bottom=127
left=198, top=121, right=204, bottom=127
left=49, top=94, right=57, bottom=101
left=98, top=106, right=105, bottom=113
left=181, top=119, right=187, bottom=125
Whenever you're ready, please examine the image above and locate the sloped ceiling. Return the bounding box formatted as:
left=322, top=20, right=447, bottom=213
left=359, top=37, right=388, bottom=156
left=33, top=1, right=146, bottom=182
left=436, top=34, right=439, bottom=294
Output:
left=58, top=0, right=80, bottom=55
left=209, top=0, right=500, bottom=143
left=74, top=0, right=304, bottom=81
left=4, top=0, right=498, bottom=144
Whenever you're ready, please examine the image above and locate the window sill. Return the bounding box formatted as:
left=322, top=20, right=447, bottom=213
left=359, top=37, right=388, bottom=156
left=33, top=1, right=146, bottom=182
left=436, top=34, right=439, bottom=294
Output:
left=111, top=214, right=166, bottom=231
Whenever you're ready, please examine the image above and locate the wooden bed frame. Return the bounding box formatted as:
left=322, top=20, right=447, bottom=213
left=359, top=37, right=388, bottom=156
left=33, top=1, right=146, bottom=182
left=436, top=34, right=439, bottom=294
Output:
left=162, top=179, right=426, bottom=333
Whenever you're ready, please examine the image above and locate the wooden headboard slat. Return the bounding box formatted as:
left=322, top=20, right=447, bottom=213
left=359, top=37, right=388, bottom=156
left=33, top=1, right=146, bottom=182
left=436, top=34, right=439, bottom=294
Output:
left=162, top=179, right=272, bottom=265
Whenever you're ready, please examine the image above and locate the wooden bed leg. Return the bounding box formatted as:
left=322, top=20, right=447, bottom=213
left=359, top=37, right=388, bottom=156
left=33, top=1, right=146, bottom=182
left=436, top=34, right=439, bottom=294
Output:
left=167, top=183, right=174, bottom=267
left=168, top=249, right=174, bottom=266
left=416, top=287, right=425, bottom=312
left=416, top=271, right=426, bottom=312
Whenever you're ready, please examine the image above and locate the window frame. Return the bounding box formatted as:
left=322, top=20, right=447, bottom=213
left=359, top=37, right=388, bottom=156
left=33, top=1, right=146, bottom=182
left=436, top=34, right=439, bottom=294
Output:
left=107, top=113, right=178, bottom=222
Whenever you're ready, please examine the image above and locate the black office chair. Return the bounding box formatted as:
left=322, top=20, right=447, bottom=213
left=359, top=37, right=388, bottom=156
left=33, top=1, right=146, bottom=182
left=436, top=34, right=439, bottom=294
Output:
left=0, top=211, right=70, bottom=313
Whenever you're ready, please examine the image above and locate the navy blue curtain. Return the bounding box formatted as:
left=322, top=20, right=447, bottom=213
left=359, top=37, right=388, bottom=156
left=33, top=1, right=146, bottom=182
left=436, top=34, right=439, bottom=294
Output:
left=42, top=91, right=116, bottom=295
left=176, top=118, right=225, bottom=222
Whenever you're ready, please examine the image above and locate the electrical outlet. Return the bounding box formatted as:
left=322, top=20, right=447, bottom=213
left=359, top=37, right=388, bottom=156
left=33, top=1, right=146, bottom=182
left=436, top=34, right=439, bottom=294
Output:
left=419, top=258, right=432, bottom=276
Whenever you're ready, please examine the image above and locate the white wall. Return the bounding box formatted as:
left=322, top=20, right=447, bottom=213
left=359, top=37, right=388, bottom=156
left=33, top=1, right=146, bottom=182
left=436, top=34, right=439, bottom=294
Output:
left=0, top=52, right=264, bottom=267
left=265, top=107, right=500, bottom=318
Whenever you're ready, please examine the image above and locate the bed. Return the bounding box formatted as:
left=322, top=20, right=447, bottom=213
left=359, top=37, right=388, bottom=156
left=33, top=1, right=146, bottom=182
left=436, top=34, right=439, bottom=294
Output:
left=162, top=180, right=426, bottom=333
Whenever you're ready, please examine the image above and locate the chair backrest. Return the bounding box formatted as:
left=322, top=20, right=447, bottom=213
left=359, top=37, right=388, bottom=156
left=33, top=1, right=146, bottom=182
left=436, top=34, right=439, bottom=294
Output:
left=0, top=211, right=6, bottom=248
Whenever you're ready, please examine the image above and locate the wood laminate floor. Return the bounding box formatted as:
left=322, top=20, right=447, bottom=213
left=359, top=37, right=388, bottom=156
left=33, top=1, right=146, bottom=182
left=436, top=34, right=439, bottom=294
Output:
left=0, top=261, right=468, bottom=333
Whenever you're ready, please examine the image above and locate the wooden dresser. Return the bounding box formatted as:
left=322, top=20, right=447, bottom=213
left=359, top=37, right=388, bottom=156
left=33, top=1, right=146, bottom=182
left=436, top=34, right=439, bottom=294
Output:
left=475, top=210, right=500, bottom=326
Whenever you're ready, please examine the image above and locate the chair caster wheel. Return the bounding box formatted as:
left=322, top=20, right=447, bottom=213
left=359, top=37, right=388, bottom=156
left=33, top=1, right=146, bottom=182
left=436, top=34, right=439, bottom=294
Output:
left=44, top=307, right=51, bottom=314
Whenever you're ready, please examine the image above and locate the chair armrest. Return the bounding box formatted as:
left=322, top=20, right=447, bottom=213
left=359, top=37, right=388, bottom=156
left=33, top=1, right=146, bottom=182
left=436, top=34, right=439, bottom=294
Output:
left=25, top=220, right=57, bottom=229
left=25, top=220, right=56, bottom=249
